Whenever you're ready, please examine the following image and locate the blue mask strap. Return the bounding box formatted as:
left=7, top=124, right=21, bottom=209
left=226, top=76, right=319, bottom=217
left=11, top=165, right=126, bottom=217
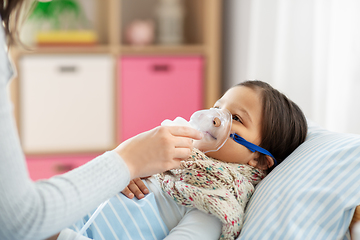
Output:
left=230, top=133, right=278, bottom=166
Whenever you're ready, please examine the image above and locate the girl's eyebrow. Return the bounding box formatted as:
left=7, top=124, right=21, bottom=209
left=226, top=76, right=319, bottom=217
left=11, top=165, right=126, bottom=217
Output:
left=238, top=108, right=252, bottom=123
left=214, top=100, right=253, bottom=123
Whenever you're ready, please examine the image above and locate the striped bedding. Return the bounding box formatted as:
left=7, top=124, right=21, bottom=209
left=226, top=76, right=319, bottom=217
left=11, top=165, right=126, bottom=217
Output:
left=70, top=192, right=169, bottom=240
left=238, top=122, right=360, bottom=239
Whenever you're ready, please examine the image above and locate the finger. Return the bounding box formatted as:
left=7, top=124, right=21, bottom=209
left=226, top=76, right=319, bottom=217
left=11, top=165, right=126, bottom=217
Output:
left=121, top=187, right=134, bottom=199
left=168, top=126, right=203, bottom=140
left=128, top=181, right=146, bottom=199
left=133, top=178, right=149, bottom=195
left=173, top=147, right=192, bottom=160
left=173, top=137, right=194, bottom=149
left=167, top=158, right=184, bottom=171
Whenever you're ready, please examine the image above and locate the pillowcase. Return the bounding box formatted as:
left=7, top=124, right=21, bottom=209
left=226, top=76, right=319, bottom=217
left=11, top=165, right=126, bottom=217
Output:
left=238, top=122, right=360, bottom=240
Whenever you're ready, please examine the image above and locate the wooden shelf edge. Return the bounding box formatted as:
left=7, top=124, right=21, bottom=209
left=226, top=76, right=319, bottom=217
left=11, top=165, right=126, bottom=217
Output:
left=120, top=44, right=205, bottom=55
left=12, top=45, right=114, bottom=55
left=11, top=44, right=206, bottom=56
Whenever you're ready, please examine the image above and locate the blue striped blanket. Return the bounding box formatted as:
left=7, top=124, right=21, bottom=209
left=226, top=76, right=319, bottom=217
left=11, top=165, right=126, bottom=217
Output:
left=70, top=192, right=169, bottom=240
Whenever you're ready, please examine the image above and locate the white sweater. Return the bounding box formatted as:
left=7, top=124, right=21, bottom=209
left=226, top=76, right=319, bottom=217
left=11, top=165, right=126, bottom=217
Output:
left=0, top=19, right=131, bottom=240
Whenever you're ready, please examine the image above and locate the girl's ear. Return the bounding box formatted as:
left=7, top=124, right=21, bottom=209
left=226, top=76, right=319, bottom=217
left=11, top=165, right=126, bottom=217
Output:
left=248, top=154, right=275, bottom=170
left=248, top=158, right=259, bottom=168
left=265, top=155, right=275, bottom=169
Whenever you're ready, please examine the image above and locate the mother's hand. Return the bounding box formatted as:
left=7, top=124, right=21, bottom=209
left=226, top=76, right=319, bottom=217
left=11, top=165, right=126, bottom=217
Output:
left=114, top=126, right=202, bottom=179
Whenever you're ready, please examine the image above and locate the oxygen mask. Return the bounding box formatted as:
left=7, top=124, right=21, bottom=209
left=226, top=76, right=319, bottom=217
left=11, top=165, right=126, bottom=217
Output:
left=161, top=108, right=232, bottom=153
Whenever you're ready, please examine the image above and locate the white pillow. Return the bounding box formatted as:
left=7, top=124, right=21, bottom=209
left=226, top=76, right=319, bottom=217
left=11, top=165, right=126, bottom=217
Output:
left=238, top=122, right=360, bottom=240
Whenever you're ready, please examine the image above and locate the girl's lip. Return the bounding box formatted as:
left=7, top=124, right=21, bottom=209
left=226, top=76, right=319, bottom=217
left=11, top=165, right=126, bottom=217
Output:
left=205, top=131, right=217, bottom=140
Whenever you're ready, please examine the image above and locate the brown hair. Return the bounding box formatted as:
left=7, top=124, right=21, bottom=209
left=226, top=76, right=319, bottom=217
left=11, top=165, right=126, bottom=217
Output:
left=0, top=0, right=33, bottom=45
left=237, top=80, right=307, bottom=172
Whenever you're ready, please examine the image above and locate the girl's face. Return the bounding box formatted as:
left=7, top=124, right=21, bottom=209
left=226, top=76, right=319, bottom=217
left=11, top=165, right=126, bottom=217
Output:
left=205, top=85, right=264, bottom=167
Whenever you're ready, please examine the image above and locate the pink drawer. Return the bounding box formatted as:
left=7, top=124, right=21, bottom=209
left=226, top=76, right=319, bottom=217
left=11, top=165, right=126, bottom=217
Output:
left=119, top=56, right=203, bottom=141
left=26, top=155, right=97, bottom=180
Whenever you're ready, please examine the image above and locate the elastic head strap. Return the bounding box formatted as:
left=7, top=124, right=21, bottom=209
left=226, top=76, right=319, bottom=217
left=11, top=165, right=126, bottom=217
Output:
left=230, top=133, right=278, bottom=166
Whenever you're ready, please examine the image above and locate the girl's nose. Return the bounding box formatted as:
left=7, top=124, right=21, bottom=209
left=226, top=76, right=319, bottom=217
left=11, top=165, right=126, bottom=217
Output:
left=213, top=117, right=221, bottom=127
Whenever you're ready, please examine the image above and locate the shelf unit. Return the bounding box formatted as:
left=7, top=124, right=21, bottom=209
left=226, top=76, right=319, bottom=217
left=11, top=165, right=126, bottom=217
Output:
left=9, top=0, right=222, bottom=160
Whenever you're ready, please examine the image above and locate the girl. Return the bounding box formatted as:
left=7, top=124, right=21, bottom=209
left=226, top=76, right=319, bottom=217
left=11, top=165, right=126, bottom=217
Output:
left=63, top=80, right=307, bottom=240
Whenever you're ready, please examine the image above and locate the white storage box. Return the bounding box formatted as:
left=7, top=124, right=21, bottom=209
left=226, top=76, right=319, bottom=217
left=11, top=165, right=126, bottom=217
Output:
left=19, top=54, right=115, bottom=154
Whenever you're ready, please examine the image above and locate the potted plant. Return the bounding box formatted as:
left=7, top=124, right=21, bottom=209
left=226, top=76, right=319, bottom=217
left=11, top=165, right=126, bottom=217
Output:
left=24, top=0, right=97, bottom=46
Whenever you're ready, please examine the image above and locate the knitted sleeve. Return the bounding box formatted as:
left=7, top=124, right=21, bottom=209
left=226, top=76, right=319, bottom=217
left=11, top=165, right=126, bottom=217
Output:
left=0, top=21, right=130, bottom=240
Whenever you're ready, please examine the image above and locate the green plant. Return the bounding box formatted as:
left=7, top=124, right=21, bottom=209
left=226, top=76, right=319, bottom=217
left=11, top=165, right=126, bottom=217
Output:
left=29, top=0, right=81, bottom=29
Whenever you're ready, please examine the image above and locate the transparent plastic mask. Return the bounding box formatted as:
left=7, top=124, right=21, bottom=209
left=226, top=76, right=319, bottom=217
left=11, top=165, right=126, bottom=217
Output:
left=190, top=108, right=232, bottom=153
left=161, top=108, right=232, bottom=153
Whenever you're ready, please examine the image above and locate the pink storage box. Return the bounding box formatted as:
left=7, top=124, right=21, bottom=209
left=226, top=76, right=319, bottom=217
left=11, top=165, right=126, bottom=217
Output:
left=119, top=56, right=204, bottom=141
left=26, top=155, right=97, bottom=180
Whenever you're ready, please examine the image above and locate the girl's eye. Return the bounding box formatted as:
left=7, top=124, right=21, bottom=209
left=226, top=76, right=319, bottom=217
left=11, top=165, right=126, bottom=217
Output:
left=232, top=115, right=243, bottom=124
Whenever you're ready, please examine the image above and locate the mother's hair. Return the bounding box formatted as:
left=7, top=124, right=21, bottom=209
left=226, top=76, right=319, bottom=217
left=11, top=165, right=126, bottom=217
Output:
left=1, top=0, right=33, bottom=45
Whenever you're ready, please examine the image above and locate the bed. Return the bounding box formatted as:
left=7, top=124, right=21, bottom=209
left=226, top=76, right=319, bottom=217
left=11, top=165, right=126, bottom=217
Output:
left=69, top=121, right=360, bottom=240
